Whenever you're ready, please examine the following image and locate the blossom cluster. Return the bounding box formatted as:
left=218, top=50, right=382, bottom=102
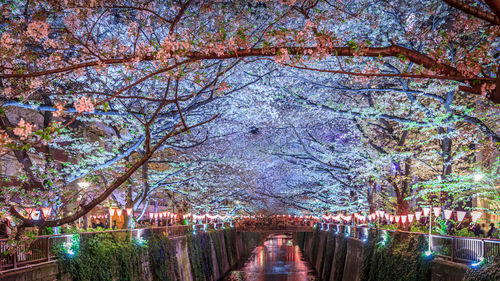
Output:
left=13, top=119, right=36, bottom=140
left=74, top=97, right=95, bottom=113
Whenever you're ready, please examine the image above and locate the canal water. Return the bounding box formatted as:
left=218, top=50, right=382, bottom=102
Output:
left=224, top=234, right=318, bottom=281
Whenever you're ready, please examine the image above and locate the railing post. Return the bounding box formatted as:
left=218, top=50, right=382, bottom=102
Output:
left=450, top=238, right=455, bottom=262
left=482, top=239, right=486, bottom=261
left=12, top=252, right=17, bottom=269
left=46, top=237, right=51, bottom=261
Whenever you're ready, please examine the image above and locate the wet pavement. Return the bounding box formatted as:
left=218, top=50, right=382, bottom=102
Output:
left=224, top=234, right=318, bottom=281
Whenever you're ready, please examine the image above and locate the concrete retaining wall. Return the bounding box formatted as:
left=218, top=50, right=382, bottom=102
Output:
left=0, top=229, right=260, bottom=281
left=299, top=230, right=470, bottom=281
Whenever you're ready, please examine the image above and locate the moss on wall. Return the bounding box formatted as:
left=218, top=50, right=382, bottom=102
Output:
left=332, top=235, right=348, bottom=281
left=148, top=233, right=180, bottom=281
left=187, top=232, right=214, bottom=281
left=223, top=228, right=237, bottom=266
left=320, top=231, right=336, bottom=281
left=463, top=261, right=500, bottom=281
left=208, top=230, right=224, bottom=274
left=363, top=232, right=432, bottom=281
left=57, top=233, right=146, bottom=281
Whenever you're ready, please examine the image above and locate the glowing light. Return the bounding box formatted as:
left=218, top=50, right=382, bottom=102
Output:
left=78, top=181, right=90, bottom=189
left=384, top=214, right=389, bottom=221
left=473, top=173, right=483, bottom=182
left=471, top=257, right=484, bottom=268
left=135, top=236, right=146, bottom=246
left=108, top=208, right=115, bottom=217
left=116, top=209, right=123, bottom=217
left=126, top=208, right=133, bottom=216
left=424, top=250, right=432, bottom=257
left=408, top=214, right=414, bottom=223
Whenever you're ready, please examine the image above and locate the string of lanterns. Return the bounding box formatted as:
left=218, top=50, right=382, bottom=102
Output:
left=321, top=208, right=483, bottom=224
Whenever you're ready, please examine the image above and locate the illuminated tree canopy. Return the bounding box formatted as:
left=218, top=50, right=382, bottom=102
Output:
left=0, top=0, right=499, bottom=236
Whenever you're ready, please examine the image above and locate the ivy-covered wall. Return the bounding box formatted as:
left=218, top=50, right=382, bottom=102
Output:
left=298, top=230, right=472, bottom=281
left=56, top=233, right=148, bottom=281
left=52, top=228, right=257, bottom=281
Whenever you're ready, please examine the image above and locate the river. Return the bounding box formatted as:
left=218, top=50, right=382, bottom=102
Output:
left=224, top=234, right=318, bottom=281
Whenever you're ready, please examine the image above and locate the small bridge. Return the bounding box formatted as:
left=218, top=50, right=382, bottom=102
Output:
left=235, top=225, right=313, bottom=234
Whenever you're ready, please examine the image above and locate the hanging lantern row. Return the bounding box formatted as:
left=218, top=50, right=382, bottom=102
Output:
left=319, top=208, right=483, bottom=224
left=183, top=213, right=232, bottom=220
left=362, top=209, right=482, bottom=224
left=149, top=211, right=178, bottom=220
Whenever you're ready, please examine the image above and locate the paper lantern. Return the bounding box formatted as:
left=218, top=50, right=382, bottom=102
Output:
left=395, top=216, right=400, bottom=223
left=390, top=215, right=394, bottom=222
left=415, top=211, right=422, bottom=221
left=163, top=212, right=168, bottom=217
left=444, top=210, right=452, bottom=220
left=153, top=213, right=159, bottom=219
left=109, top=208, right=115, bottom=217
left=384, top=214, right=390, bottom=221
left=41, top=207, right=51, bottom=218
left=408, top=214, right=414, bottom=223
left=31, top=210, right=41, bottom=220
left=456, top=211, right=466, bottom=222
left=379, top=210, right=385, bottom=217
left=423, top=207, right=431, bottom=217
left=149, top=213, right=154, bottom=219
left=401, top=215, right=407, bottom=224
left=433, top=207, right=441, bottom=217
left=116, top=209, right=123, bottom=217
left=126, top=208, right=133, bottom=216
left=471, top=211, right=482, bottom=222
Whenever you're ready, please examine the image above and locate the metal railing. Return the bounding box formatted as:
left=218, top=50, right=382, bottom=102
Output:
left=235, top=225, right=313, bottom=232
left=0, top=223, right=230, bottom=272
left=319, top=223, right=500, bottom=264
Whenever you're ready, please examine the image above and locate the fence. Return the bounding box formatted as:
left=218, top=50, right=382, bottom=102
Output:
left=320, top=223, right=500, bottom=264
left=0, top=223, right=229, bottom=272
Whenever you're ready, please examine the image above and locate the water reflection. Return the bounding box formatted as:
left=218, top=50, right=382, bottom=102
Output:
left=225, top=234, right=317, bottom=281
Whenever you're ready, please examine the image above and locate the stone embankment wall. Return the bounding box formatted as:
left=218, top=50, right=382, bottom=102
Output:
left=0, top=229, right=261, bottom=281
left=297, top=230, right=472, bottom=281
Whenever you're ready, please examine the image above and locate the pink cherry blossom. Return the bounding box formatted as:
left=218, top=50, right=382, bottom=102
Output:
left=26, top=21, right=50, bottom=42
left=13, top=119, right=36, bottom=140
left=74, top=97, right=95, bottom=113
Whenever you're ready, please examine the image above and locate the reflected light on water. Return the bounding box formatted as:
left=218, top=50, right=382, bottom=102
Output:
left=225, top=234, right=317, bottom=281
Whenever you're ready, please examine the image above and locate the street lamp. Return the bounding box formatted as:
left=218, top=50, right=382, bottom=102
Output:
left=473, top=173, right=483, bottom=182
left=78, top=181, right=90, bottom=189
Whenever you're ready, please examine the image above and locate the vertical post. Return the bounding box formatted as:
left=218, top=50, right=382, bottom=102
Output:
left=451, top=238, right=455, bottom=262
left=12, top=251, right=17, bottom=269
left=46, top=237, right=51, bottom=261
left=428, top=208, right=432, bottom=253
